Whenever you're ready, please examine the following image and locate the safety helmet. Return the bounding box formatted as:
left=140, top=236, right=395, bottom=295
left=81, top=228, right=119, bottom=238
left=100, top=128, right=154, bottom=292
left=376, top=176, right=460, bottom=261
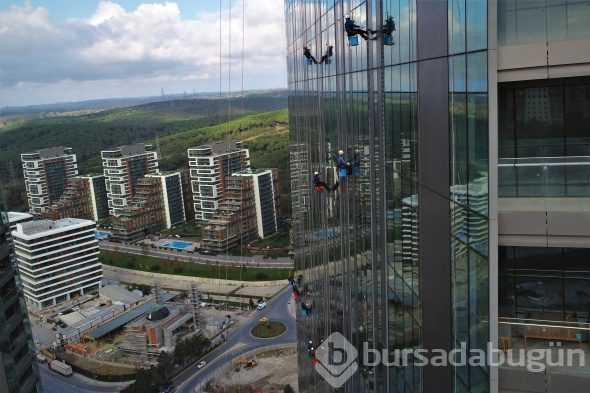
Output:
left=314, top=171, right=319, bottom=175
left=338, top=150, right=344, bottom=155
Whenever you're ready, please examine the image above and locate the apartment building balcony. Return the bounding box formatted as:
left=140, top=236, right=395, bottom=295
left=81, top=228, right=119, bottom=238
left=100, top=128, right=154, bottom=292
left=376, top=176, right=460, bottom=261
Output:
left=499, top=156, right=590, bottom=248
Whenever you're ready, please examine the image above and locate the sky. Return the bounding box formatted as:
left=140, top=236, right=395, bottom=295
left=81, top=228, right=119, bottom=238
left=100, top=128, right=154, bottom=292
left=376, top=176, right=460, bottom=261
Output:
left=0, top=0, right=287, bottom=107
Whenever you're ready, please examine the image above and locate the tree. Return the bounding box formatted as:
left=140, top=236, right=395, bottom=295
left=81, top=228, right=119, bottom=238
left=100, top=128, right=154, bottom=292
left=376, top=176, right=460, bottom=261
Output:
left=248, top=299, right=255, bottom=309
left=284, top=384, right=295, bottom=393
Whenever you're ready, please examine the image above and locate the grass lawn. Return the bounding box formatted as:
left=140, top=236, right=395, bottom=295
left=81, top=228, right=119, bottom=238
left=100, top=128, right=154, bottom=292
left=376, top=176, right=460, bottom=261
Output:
left=160, top=220, right=202, bottom=238
left=249, top=225, right=290, bottom=248
left=99, top=250, right=289, bottom=281
left=251, top=322, right=287, bottom=338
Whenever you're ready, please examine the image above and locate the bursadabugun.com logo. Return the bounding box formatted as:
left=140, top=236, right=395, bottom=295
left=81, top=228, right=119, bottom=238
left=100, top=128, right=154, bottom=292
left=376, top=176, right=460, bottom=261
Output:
left=313, top=332, right=359, bottom=388
left=314, top=333, right=585, bottom=388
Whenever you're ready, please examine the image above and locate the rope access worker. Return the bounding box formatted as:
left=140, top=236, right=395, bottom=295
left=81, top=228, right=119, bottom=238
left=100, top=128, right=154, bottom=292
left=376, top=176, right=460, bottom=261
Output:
left=314, top=171, right=339, bottom=193
left=319, top=45, right=334, bottom=64
left=303, top=43, right=317, bottom=64
left=382, top=15, right=396, bottom=37
left=345, top=16, right=371, bottom=41
left=337, top=150, right=353, bottom=177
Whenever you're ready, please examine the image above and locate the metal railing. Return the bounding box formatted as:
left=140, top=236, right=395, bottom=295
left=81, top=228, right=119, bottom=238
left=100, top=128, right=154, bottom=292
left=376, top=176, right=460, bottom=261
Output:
left=499, top=156, right=590, bottom=198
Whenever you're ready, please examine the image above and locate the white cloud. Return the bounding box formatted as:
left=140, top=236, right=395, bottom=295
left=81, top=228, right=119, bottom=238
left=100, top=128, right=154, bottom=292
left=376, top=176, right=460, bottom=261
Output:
left=0, top=0, right=287, bottom=106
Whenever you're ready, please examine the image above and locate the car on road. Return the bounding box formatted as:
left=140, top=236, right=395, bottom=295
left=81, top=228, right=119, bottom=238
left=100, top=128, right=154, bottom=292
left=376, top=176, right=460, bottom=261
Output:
left=197, top=361, right=206, bottom=369
left=256, top=301, right=267, bottom=310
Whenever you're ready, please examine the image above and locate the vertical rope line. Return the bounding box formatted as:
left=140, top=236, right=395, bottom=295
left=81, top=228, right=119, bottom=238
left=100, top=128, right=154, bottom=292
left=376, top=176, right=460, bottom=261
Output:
left=219, top=0, right=223, bottom=127
left=228, top=0, right=232, bottom=125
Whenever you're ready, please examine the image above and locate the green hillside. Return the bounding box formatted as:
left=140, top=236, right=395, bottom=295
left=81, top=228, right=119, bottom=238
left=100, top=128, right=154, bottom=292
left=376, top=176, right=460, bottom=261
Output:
left=0, top=96, right=290, bottom=214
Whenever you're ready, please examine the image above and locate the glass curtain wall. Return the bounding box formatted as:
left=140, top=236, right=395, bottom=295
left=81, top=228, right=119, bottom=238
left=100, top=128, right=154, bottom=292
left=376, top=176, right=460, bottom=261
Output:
left=449, top=0, right=489, bottom=391
left=286, top=0, right=490, bottom=392
left=498, top=77, right=590, bottom=198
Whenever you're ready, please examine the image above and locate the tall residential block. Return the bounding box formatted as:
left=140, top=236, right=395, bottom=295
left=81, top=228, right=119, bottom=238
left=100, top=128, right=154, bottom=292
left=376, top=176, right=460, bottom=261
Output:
left=231, top=169, right=280, bottom=239
left=12, top=218, right=102, bottom=309
left=201, top=175, right=258, bottom=253
left=41, top=174, right=109, bottom=222
left=110, top=177, right=166, bottom=242
left=187, top=141, right=250, bottom=225
left=145, top=172, right=186, bottom=229
left=21, top=147, right=78, bottom=215
left=0, top=186, right=42, bottom=393
left=101, top=144, right=159, bottom=216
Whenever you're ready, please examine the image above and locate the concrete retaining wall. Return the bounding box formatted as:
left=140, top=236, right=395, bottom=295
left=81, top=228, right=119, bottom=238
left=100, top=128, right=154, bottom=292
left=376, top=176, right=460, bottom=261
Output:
left=102, top=265, right=287, bottom=287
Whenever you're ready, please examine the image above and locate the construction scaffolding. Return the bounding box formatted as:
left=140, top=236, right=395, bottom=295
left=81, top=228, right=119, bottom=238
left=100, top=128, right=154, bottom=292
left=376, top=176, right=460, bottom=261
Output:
left=188, top=284, right=201, bottom=331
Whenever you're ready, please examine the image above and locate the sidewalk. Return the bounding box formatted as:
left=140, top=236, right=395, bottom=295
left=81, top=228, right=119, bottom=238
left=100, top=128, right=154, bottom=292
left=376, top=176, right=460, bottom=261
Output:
left=73, top=371, right=133, bottom=388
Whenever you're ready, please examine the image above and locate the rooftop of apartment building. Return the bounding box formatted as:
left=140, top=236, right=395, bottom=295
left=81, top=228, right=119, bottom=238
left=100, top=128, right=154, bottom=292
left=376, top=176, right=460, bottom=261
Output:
left=188, top=140, right=244, bottom=156
left=102, top=143, right=154, bottom=156
left=21, top=146, right=72, bottom=159
left=13, top=217, right=94, bottom=237
left=77, top=173, right=104, bottom=178
left=147, top=171, right=180, bottom=177
left=231, top=168, right=274, bottom=176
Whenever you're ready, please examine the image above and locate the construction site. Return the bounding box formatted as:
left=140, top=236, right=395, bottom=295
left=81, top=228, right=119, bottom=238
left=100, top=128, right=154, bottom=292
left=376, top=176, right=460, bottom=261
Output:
left=33, top=282, right=216, bottom=375
left=205, top=347, right=299, bottom=393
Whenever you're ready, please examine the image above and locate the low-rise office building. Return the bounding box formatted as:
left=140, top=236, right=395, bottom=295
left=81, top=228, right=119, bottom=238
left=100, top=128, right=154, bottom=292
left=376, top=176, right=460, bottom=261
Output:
left=11, top=218, right=102, bottom=309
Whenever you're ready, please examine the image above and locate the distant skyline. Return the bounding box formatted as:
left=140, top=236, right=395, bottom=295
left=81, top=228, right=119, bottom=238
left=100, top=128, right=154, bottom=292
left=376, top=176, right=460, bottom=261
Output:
left=0, top=0, right=287, bottom=107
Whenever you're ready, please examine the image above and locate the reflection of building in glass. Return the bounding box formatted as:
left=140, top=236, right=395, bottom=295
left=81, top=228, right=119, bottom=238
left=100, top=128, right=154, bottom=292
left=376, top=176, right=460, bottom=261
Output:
left=21, top=147, right=78, bottom=215
left=187, top=141, right=250, bottom=225
left=286, top=1, right=490, bottom=392
left=12, top=218, right=102, bottom=310
left=101, top=144, right=159, bottom=216
left=41, top=174, right=109, bottom=221
left=289, top=143, right=310, bottom=217
left=0, top=186, right=43, bottom=393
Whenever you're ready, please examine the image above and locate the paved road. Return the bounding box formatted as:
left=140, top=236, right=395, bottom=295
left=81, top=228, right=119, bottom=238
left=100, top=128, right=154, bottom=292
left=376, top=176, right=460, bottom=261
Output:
left=39, top=365, right=126, bottom=393
left=99, top=240, right=294, bottom=269
left=174, top=286, right=297, bottom=392
left=39, top=286, right=297, bottom=393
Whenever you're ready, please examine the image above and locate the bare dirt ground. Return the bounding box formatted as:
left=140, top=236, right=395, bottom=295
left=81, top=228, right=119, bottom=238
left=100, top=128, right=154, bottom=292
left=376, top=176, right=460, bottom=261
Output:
left=209, top=348, right=299, bottom=393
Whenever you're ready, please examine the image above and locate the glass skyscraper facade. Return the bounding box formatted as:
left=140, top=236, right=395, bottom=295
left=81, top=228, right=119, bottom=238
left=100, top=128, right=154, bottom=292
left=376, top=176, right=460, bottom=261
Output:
left=286, top=0, right=492, bottom=392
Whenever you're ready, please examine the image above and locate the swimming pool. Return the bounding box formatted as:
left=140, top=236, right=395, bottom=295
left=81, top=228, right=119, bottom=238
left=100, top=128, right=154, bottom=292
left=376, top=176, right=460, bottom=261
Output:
left=95, top=230, right=111, bottom=240
left=162, top=240, right=193, bottom=249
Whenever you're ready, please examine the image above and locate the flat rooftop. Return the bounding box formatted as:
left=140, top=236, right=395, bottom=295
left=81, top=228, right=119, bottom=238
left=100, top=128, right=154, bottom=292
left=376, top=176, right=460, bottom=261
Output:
left=90, top=292, right=175, bottom=339
left=22, top=146, right=72, bottom=159
left=103, top=143, right=153, bottom=156
left=189, top=141, right=244, bottom=156
left=7, top=211, right=33, bottom=223
left=14, top=218, right=94, bottom=236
